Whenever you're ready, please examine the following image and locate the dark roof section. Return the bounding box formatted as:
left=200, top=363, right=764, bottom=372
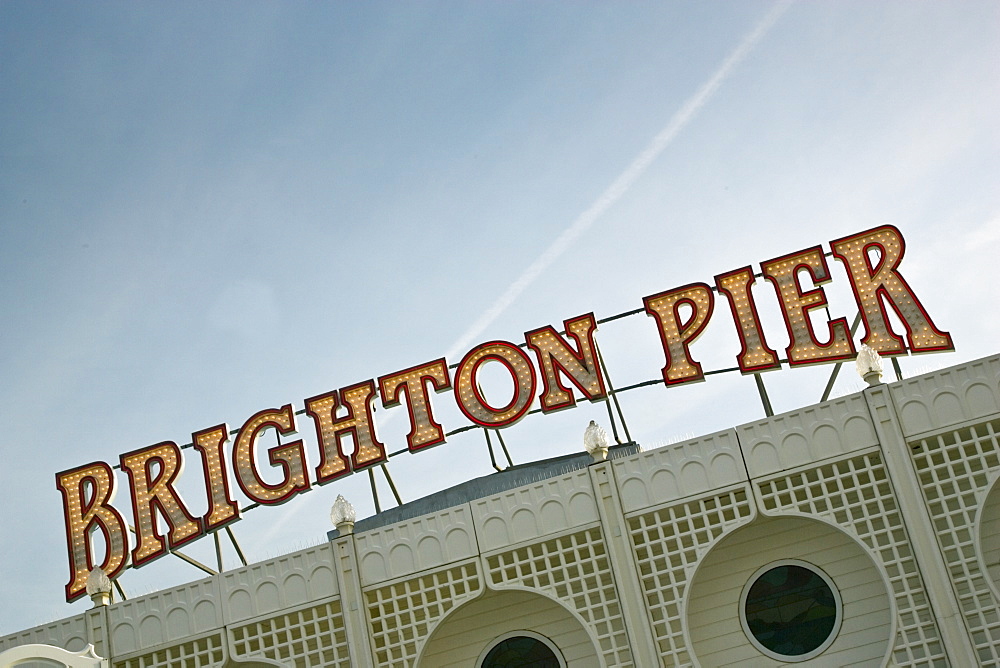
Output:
left=328, top=441, right=642, bottom=539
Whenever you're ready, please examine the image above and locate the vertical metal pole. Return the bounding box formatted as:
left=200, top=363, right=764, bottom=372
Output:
left=755, top=373, right=774, bottom=417
left=368, top=467, right=381, bottom=514
left=891, top=356, right=903, bottom=381
left=213, top=531, right=224, bottom=572
left=225, top=525, right=248, bottom=566
left=113, top=579, right=127, bottom=601
left=494, top=429, right=514, bottom=468
left=820, top=364, right=843, bottom=403
left=602, top=394, right=621, bottom=443
left=475, top=378, right=514, bottom=468
left=821, top=312, right=864, bottom=402
left=595, top=341, right=632, bottom=443
left=484, top=429, right=502, bottom=472
left=379, top=463, right=403, bottom=506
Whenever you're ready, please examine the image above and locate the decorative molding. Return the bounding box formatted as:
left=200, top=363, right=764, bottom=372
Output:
left=219, top=543, right=338, bottom=624
left=738, top=393, right=877, bottom=477
left=613, top=429, right=746, bottom=513
left=356, top=505, right=476, bottom=587
left=471, top=469, right=598, bottom=554
left=890, top=355, right=1000, bottom=437
left=108, top=577, right=221, bottom=654
left=0, top=615, right=89, bottom=655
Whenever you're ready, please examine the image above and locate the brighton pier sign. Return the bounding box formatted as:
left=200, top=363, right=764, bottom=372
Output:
left=56, top=225, right=953, bottom=601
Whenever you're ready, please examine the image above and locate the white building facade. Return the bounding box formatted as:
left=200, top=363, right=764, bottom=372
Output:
left=5, top=354, right=1000, bottom=666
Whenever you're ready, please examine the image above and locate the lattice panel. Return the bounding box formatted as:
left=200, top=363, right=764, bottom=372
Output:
left=112, top=632, right=224, bottom=668
left=484, top=526, right=634, bottom=667
left=911, top=419, right=1000, bottom=665
left=229, top=600, right=350, bottom=667
left=365, top=559, right=482, bottom=667
left=757, top=450, right=947, bottom=666
left=628, top=485, right=754, bottom=665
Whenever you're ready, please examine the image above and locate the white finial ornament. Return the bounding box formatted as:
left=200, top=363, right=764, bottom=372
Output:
left=856, top=344, right=884, bottom=386
left=584, top=420, right=610, bottom=462
left=86, top=567, right=112, bottom=607
left=330, top=495, right=357, bottom=535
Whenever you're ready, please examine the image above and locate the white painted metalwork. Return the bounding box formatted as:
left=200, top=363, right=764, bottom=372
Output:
left=4, top=355, right=1000, bottom=666
left=0, top=643, right=106, bottom=668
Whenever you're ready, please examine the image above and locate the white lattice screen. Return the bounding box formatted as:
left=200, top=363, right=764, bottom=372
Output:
left=365, top=560, right=482, bottom=667
left=484, top=526, right=633, bottom=667
left=757, top=450, right=947, bottom=666
left=229, top=600, right=350, bottom=667
left=627, top=484, right=753, bottom=665
left=911, top=418, right=1000, bottom=665
left=112, top=632, right=225, bottom=668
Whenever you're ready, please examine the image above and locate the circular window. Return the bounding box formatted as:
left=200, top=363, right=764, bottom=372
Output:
left=478, top=631, right=565, bottom=668
left=740, top=559, right=842, bottom=661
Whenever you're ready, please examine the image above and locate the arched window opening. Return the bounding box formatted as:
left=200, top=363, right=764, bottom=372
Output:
left=478, top=631, right=565, bottom=668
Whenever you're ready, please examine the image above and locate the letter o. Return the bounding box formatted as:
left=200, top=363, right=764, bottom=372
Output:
left=455, top=341, right=536, bottom=427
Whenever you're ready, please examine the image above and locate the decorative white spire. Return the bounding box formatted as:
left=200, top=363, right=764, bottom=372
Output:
left=330, top=495, right=357, bottom=535
left=855, top=344, right=884, bottom=386
left=86, top=567, right=112, bottom=607
left=584, top=420, right=610, bottom=462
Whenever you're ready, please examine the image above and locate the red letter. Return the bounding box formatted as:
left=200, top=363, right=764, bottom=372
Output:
left=455, top=341, right=536, bottom=427
left=831, top=225, right=953, bottom=355
left=306, top=380, right=386, bottom=482
left=715, top=267, right=780, bottom=373
left=379, top=359, right=451, bottom=452
left=192, top=424, right=240, bottom=532
left=643, top=283, right=715, bottom=384
left=56, top=462, right=129, bottom=602
left=525, top=313, right=607, bottom=412
left=233, top=405, right=310, bottom=505
left=761, top=247, right=855, bottom=366
left=120, top=442, right=203, bottom=567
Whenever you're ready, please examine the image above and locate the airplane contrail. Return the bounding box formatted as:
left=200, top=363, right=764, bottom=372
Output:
left=446, top=0, right=793, bottom=360
left=254, top=2, right=792, bottom=548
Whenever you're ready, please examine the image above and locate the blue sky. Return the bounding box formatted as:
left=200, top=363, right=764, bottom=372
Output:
left=2, top=1, right=999, bottom=634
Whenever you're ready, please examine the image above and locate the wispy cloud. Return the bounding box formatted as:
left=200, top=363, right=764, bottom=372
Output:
left=253, top=1, right=794, bottom=548
left=446, top=0, right=793, bottom=360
